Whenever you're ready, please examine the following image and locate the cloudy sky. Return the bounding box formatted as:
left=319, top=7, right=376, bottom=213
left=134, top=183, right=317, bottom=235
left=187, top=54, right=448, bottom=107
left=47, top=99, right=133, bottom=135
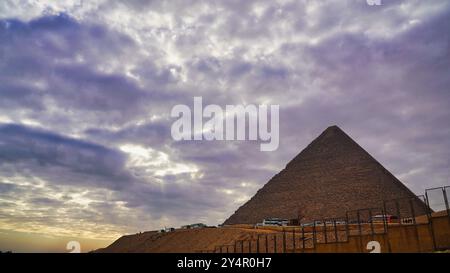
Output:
left=0, top=0, right=449, bottom=252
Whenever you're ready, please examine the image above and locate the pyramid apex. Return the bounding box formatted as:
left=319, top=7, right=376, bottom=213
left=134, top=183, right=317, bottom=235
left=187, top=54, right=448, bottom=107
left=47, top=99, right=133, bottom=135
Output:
left=325, top=125, right=342, bottom=131
left=318, top=125, right=346, bottom=139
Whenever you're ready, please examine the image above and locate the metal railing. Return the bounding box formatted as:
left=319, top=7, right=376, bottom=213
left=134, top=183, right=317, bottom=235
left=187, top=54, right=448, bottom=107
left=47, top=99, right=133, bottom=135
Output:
left=200, top=185, right=450, bottom=253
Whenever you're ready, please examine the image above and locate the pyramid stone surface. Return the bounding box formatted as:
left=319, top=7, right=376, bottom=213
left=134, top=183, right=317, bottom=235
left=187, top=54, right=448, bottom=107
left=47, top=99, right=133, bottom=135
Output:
left=224, top=125, right=426, bottom=225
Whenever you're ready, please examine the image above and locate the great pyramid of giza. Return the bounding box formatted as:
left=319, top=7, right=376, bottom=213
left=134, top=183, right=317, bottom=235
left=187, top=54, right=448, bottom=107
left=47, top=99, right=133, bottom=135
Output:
left=224, top=125, right=427, bottom=225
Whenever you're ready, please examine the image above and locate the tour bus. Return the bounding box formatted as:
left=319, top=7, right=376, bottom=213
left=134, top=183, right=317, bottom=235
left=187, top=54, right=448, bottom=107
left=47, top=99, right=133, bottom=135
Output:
left=262, top=218, right=289, bottom=226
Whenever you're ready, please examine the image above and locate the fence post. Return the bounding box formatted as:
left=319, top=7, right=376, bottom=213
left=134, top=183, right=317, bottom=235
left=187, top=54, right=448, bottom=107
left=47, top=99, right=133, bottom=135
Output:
left=302, top=226, right=305, bottom=252
left=333, top=220, right=338, bottom=242
left=409, top=198, right=422, bottom=252
left=409, top=198, right=417, bottom=225
left=292, top=227, right=296, bottom=252
left=313, top=221, right=317, bottom=243
left=257, top=234, right=260, bottom=253
left=425, top=190, right=437, bottom=251
left=368, top=209, right=374, bottom=237
left=274, top=234, right=277, bottom=253
left=443, top=187, right=450, bottom=221
left=357, top=210, right=364, bottom=253
left=282, top=228, right=286, bottom=253
left=382, top=202, right=388, bottom=234
left=395, top=200, right=401, bottom=225
left=265, top=234, right=269, bottom=253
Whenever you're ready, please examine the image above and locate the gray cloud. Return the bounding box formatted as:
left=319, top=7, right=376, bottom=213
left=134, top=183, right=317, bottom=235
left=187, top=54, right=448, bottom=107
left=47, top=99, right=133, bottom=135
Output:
left=0, top=124, right=132, bottom=190
left=0, top=182, right=16, bottom=193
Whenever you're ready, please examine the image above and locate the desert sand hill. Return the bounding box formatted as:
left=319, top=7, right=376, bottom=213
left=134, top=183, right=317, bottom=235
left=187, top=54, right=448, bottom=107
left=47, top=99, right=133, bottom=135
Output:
left=95, top=226, right=276, bottom=253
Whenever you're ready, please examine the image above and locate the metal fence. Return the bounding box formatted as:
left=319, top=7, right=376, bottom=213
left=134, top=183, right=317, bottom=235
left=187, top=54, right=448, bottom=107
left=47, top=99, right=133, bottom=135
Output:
left=383, top=195, right=431, bottom=225
left=200, top=185, right=450, bottom=253
left=425, top=186, right=450, bottom=216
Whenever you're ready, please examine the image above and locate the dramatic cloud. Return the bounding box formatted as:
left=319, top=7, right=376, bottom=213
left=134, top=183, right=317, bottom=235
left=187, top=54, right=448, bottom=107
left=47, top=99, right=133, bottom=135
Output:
left=0, top=0, right=449, bottom=252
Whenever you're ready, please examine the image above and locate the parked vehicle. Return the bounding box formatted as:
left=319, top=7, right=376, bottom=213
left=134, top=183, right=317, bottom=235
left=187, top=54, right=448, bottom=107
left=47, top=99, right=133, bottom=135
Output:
left=369, top=214, right=399, bottom=223
left=314, top=220, right=324, bottom=226
left=158, top=227, right=176, bottom=233
left=262, top=218, right=289, bottom=226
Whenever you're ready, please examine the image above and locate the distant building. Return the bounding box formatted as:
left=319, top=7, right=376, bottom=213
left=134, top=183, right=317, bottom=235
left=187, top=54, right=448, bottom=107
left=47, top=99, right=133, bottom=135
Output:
left=158, top=227, right=175, bottom=233
left=181, top=223, right=207, bottom=229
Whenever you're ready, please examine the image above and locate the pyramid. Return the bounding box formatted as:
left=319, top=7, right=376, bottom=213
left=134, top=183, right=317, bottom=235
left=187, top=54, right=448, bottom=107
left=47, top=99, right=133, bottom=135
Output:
left=224, top=125, right=427, bottom=225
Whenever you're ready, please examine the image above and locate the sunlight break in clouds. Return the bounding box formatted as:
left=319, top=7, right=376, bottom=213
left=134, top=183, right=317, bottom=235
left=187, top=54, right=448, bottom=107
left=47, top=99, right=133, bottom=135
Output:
left=120, top=143, right=199, bottom=177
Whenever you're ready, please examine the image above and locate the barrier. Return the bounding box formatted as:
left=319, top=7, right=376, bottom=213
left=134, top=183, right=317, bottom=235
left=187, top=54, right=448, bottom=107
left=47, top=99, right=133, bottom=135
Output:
left=204, top=185, right=450, bottom=253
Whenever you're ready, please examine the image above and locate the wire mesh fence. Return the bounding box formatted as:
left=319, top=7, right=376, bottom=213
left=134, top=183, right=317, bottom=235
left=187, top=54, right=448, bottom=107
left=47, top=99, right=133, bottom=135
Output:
left=426, top=186, right=450, bottom=215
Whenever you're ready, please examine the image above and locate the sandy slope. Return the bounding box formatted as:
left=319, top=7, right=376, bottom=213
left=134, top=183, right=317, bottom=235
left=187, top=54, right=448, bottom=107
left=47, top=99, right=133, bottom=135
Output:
left=95, top=226, right=276, bottom=253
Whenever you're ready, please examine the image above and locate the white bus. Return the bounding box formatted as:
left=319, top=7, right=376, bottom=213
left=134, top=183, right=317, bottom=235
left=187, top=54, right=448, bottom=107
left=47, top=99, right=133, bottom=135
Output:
left=262, top=218, right=289, bottom=226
